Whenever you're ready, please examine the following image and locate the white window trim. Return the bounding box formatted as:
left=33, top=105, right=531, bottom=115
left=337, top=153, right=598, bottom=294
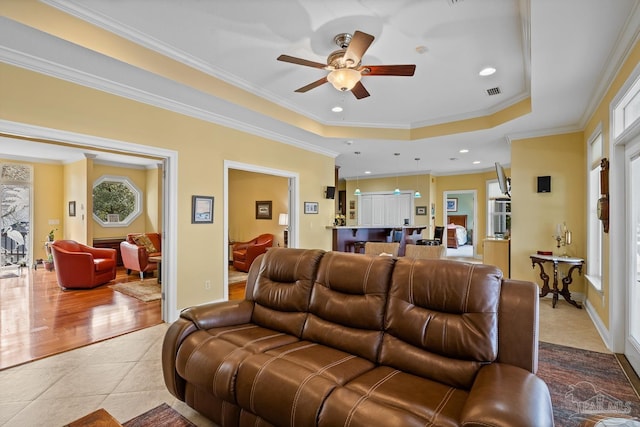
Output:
left=92, top=174, right=142, bottom=227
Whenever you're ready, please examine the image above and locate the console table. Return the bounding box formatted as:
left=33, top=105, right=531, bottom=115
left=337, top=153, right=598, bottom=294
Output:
left=530, top=254, right=584, bottom=309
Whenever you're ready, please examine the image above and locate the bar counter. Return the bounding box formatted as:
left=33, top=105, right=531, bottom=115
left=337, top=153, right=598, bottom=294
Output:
left=329, top=225, right=428, bottom=255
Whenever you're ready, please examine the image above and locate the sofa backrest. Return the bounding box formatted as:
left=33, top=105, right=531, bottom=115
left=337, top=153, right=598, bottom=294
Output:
left=380, top=257, right=502, bottom=389
left=250, top=248, right=325, bottom=337
left=302, top=251, right=396, bottom=362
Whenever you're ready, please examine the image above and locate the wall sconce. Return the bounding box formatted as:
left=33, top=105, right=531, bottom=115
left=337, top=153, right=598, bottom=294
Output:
left=279, top=213, right=289, bottom=247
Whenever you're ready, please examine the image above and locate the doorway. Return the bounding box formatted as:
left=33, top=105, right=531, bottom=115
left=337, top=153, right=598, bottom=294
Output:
left=443, top=190, right=477, bottom=258
left=0, top=164, right=31, bottom=274
left=224, top=160, right=298, bottom=300
left=625, top=137, right=640, bottom=375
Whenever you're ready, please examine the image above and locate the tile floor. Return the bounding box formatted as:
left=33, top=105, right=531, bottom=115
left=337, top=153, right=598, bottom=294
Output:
left=0, top=296, right=612, bottom=426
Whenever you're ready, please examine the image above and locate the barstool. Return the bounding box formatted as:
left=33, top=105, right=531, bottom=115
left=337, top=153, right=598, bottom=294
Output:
left=345, top=241, right=367, bottom=253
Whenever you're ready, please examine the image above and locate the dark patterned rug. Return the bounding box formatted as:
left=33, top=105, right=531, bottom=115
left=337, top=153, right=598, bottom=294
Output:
left=123, top=403, right=196, bottom=427
left=538, top=342, right=640, bottom=426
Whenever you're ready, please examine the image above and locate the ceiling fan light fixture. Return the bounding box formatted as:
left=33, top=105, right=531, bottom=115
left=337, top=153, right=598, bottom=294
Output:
left=327, top=68, right=361, bottom=91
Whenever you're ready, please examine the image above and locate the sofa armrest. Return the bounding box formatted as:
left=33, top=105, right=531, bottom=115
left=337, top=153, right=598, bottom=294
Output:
left=180, top=300, right=254, bottom=330
left=162, top=318, right=198, bottom=400
left=120, top=241, right=148, bottom=270
left=498, top=279, right=539, bottom=373
left=460, top=363, right=553, bottom=427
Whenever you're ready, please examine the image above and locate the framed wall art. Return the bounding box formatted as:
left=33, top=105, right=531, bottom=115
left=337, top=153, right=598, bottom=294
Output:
left=255, top=200, right=272, bottom=220
left=415, top=205, right=427, bottom=216
left=68, top=201, right=76, bottom=217
left=192, top=195, right=214, bottom=223
left=304, top=201, right=319, bottom=214
left=446, top=198, right=458, bottom=212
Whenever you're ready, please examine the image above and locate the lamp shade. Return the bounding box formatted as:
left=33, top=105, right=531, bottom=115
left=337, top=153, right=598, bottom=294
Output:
left=278, top=213, right=289, bottom=226
left=354, top=188, right=361, bottom=196
left=327, top=68, right=361, bottom=91
left=414, top=191, right=422, bottom=198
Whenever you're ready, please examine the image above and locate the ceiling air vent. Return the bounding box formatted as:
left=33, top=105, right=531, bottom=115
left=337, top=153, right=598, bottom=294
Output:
left=447, top=0, right=464, bottom=5
left=486, top=87, right=501, bottom=96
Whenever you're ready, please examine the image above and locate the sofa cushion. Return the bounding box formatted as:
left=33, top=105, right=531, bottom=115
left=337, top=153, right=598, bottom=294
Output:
left=380, top=258, right=502, bottom=389
left=318, top=366, right=468, bottom=427
left=302, top=252, right=395, bottom=362
left=251, top=248, right=324, bottom=337
left=175, top=324, right=299, bottom=403
left=236, top=341, right=375, bottom=427
left=132, top=234, right=157, bottom=253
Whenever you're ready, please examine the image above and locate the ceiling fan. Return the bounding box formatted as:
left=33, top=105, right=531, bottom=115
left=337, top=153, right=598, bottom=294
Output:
left=277, top=30, right=416, bottom=99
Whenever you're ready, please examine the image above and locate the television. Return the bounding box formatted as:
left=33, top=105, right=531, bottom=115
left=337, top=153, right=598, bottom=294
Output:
left=495, top=162, right=511, bottom=197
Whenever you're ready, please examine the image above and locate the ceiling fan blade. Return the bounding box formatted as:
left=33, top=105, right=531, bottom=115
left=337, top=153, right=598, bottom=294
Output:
left=360, top=64, right=416, bottom=76
left=277, top=54, right=327, bottom=69
left=294, top=77, right=328, bottom=93
left=351, top=81, right=370, bottom=99
left=344, top=31, right=374, bottom=66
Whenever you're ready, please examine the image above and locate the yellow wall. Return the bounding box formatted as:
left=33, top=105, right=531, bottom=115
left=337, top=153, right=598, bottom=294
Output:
left=1, top=63, right=335, bottom=309
left=228, top=170, right=288, bottom=247
left=145, top=166, right=163, bottom=233
left=510, top=133, right=586, bottom=287
left=63, top=159, right=88, bottom=244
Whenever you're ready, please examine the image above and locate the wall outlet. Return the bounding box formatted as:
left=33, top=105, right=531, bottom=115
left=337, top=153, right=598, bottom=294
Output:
left=204, top=280, right=211, bottom=290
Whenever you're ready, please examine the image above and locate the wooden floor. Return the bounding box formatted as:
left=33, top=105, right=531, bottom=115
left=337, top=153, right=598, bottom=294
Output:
left=0, top=266, right=162, bottom=370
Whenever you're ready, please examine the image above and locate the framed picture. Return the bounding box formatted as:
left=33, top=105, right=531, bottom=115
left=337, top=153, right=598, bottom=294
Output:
left=349, top=210, right=355, bottom=219
left=304, top=201, right=319, bottom=214
left=255, top=200, right=272, bottom=220
left=192, top=195, right=214, bottom=223
left=415, top=205, right=427, bottom=216
left=447, top=198, right=458, bottom=212
left=68, top=201, right=76, bottom=217
left=349, top=200, right=355, bottom=209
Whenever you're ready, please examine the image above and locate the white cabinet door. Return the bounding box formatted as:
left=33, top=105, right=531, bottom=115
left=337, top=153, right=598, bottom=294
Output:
left=359, top=195, right=372, bottom=225
left=371, top=195, right=385, bottom=225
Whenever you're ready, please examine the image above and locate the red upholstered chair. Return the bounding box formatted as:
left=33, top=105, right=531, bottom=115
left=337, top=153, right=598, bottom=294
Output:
left=50, top=240, right=117, bottom=289
left=120, top=233, right=162, bottom=279
left=232, top=233, right=274, bottom=272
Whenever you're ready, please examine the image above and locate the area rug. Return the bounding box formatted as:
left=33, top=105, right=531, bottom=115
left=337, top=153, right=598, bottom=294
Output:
left=229, top=266, right=248, bottom=284
left=109, top=279, right=161, bottom=302
left=537, top=341, right=640, bottom=426
left=123, top=403, right=195, bottom=427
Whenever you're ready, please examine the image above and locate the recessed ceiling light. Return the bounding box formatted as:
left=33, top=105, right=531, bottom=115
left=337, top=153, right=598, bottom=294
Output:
left=364, top=171, right=371, bottom=174
left=332, top=106, right=343, bottom=112
left=479, top=67, right=496, bottom=77
left=459, top=149, right=469, bottom=153
left=415, top=45, right=427, bottom=54
left=473, top=160, right=481, bottom=164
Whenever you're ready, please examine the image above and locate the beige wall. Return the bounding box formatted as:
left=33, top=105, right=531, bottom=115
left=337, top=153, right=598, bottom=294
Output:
left=145, top=166, right=162, bottom=233
left=229, top=170, right=288, bottom=247
left=1, top=62, right=335, bottom=310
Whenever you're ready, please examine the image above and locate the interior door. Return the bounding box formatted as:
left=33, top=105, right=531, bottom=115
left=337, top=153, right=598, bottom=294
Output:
left=625, top=138, right=640, bottom=375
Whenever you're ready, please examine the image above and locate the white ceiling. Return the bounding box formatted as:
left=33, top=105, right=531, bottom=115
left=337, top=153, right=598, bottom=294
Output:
left=1, top=0, right=639, bottom=179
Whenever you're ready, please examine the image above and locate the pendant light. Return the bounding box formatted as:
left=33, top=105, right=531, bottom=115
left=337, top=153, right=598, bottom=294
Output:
left=414, top=157, right=422, bottom=198
left=393, top=153, right=401, bottom=195
left=354, top=151, right=361, bottom=196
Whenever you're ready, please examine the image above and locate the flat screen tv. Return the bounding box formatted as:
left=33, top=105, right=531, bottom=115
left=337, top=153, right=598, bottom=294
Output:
left=495, top=162, right=511, bottom=197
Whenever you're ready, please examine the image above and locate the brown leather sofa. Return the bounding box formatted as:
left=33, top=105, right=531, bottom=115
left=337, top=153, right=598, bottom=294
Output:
left=50, top=240, right=117, bottom=289
left=163, top=248, right=553, bottom=427
left=232, top=233, right=274, bottom=272
left=120, top=232, right=161, bottom=279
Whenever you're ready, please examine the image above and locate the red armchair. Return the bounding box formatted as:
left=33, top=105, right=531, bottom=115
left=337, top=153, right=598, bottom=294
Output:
left=120, top=233, right=162, bottom=279
left=232, top=233, right=274, bottom=272
left=50, top=240, right=117, bottom=289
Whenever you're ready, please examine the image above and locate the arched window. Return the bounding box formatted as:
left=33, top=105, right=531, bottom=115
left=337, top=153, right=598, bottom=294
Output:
left=92, top=175, right=142, bottom=227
